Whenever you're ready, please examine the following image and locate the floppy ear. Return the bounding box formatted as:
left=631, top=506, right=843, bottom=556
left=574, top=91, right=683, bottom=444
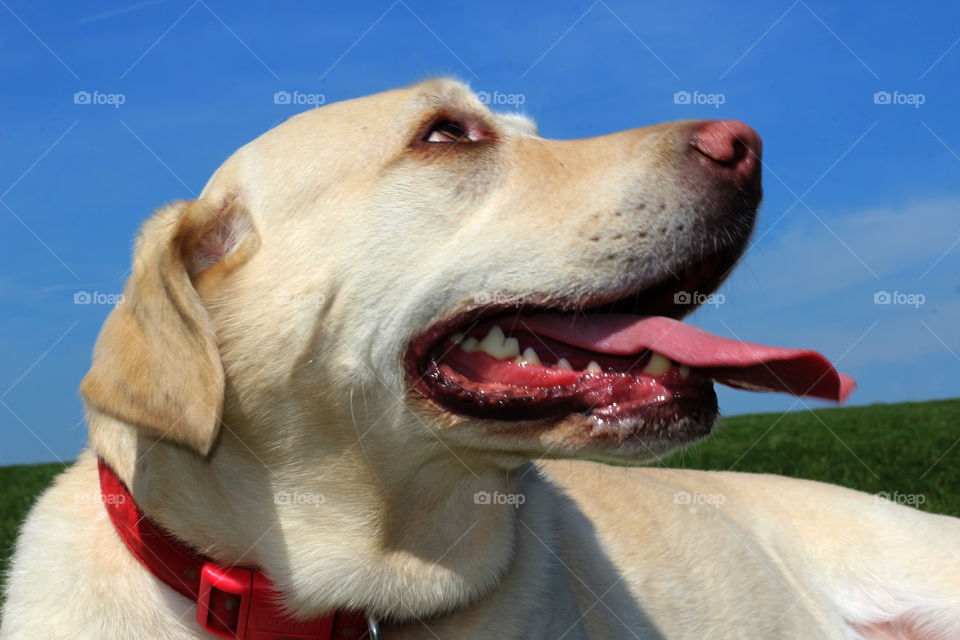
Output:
left=81, top=198, right=258, bottom=455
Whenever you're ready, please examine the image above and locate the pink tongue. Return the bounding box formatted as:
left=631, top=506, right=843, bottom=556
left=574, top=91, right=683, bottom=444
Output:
left=520, top=314, right=856, bottom=402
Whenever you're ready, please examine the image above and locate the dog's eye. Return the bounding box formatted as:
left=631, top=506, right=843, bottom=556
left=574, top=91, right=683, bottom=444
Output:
left=426, top=120, right=472, bottom=143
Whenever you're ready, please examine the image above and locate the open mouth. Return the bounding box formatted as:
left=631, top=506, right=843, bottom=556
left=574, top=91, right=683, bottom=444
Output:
left=404, top=248, right=855, bottom=443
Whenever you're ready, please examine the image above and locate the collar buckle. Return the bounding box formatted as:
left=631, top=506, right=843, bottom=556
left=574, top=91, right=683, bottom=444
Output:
left=197, top=562, right=334, bottom=639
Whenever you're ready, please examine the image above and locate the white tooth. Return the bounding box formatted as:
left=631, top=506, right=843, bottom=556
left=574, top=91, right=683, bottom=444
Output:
left=678, top=365, right=691, bottom=380
left=478, top=326, right=505, bottom=355
left=460, top=336, right=480, bottom=352
left=477, top=326, right=520, bottom=360
left=643, top=352, right=671, bottom=377
left=555, top=358, right=573, bottom=370
left=586, top=361, right=603, bottom=373
left=520, top=347, right=541, bottom=366
left=449, top=332, right=464, bottom=344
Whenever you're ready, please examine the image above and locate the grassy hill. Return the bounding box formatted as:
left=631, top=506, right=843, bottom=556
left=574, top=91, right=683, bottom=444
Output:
left=657, top=398, right=960, bottom=517
left=2, top=398, right=959, bottom=604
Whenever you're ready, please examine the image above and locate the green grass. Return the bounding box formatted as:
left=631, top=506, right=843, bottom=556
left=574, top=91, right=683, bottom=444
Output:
left=1, top=398, right=958, bottom=606
left=0, top=461, right=71, bottom=603
left=658, top=398, right=960, bottom=517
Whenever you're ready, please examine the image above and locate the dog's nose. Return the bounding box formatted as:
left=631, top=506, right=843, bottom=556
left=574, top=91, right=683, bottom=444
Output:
left=690, top=120, right=762, bottom=184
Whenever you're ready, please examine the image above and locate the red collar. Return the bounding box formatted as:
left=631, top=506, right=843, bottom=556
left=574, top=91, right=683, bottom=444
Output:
left=98, top=458, right=373, bottom=640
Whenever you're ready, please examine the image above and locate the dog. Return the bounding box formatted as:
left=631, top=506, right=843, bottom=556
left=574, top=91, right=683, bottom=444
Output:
left=3, top=79, right=958, bottom=640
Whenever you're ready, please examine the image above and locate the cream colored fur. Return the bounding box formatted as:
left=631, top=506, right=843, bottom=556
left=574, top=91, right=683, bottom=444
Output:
left=2, top=79, right=958, bottom=639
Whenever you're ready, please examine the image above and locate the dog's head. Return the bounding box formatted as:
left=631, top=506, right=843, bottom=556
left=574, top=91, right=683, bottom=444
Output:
left=82, top=79, right=849, bottom=468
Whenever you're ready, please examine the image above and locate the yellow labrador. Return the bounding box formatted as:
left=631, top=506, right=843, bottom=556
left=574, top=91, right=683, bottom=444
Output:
left=3, top=79, right=958, bottom=640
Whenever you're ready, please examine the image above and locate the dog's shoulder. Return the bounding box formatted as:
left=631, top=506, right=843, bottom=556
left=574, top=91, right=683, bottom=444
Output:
left=0, top=452, right=202, bottom=639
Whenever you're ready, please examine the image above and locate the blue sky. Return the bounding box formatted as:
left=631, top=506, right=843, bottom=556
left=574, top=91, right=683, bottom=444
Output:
left=1, top=1, right=958, bottom=464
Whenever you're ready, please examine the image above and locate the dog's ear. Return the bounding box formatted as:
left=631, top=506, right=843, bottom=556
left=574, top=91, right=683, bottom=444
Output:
left=81, top=198, right=258, bottom=455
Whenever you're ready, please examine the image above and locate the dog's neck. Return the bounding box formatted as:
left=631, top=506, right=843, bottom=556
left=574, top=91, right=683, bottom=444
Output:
left=90, top=411, right=532, bottom=623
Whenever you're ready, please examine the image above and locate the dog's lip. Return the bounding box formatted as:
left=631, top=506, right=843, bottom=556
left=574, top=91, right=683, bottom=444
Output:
left=403, top=294, right=723, bottom=431
left=403, top=308, right=703, bottom=428
left=418, top=344, right=717, bottom=423
left=402, top=244, right=745, bottom=428
left=402, top=241, right=746, bottom=394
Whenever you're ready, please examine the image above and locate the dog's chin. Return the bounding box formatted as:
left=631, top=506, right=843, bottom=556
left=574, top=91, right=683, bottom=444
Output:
left=561, top=393, right=719, bottom=463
